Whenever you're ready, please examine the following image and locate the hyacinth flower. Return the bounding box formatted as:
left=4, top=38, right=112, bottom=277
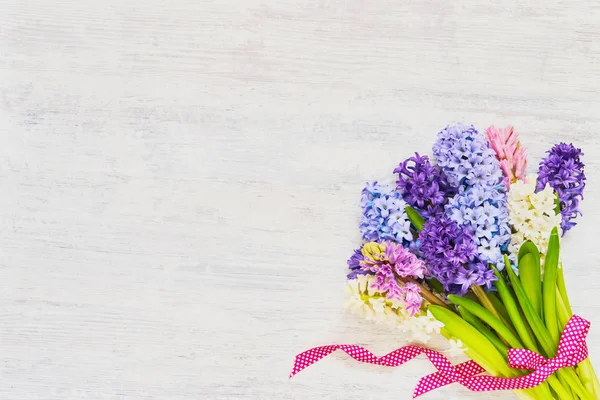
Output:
left=432, top=123, right=504, bottom=189
left=485, top=125, right=527, bottom=187
left=359, top=181, right=413, bottom=244
left=393, top=153, right=455, bottom=219
left=433, top=124, right=511, bottom=271
left=364, top=242, right=452, bottom=313
left=344, top=240, right=457, bottom=346
left=357, top=242, right=426, bottom=316
left=345, top=274, right=402, bottom=323
left=346, top=247, right=366, bottom=279
left=536, top=143, right=586, bottom=233
left=344, top=274, right=446, bottom=343
left=453, top=193, right=509, bottom=258
left=507, top=177, right=562, bottom=264
left=417, top=215, right=497, bottom=295
left=445, top=185, right=511, bottom=269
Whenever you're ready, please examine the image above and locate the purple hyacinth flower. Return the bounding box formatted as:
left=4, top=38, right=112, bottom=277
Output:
left=346, top=247, right=368, bottom=279
left=418, top=215, right=496, bottom=295
left=394, top=153, right=455, bottom=218
left=536, top=143, right=586, bottom=233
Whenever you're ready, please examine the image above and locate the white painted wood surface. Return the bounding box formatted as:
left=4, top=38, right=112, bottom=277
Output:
left=2, top=1, right=600, bottom=399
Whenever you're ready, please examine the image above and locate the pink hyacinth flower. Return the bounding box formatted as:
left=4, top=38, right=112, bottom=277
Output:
left=401, top=282, right=422, bottom=317
left=485, top=125, right=527, bottom=187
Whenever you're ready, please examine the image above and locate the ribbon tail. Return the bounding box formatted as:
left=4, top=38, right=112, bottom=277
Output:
left=289, top=345, right=339, bottom=378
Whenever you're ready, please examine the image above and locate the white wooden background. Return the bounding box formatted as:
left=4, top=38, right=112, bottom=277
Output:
left=2, top=1, right=600, bottom=399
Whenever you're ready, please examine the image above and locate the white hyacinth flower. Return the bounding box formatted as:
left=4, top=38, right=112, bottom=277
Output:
left=508, top=176, right=562, bottom=265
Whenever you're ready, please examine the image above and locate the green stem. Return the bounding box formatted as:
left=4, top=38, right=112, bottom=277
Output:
left=493, top=266, right=540, bottom=353
left=487, top=291, right=513, bottom=329
left=518, top=241, right=543, bottom=319
left=426, top=278, right=444, bottom=294
left=543, top=228, right=561, bottom=344
left=556, top=287, right=570, bottom=328
left=578, top=358, right=600, bottom=399
left=471, top=285, right=519, bottom=338
left=559, top=368, right=594, bottom=400
left=430, top=306, right=512, bottom=375
left=449, top=294, right=523, bottom=349
left=546, top=374, right=575, bottom=400
left=457, top=306, right=510, bottom=358
left=557, top=265, right=573, bottom=316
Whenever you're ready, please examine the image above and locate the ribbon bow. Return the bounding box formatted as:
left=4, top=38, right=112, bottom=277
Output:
left=290, top=315, right=590, bottom=397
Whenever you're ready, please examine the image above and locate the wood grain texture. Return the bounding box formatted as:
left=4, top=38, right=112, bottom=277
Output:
left=1, top=1, right=600, bottom=399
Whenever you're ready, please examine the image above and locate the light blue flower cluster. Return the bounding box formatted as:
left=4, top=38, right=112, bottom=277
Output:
left=360, top=182, right=413, bottom=244
left=446, top=185, right=511, bottom=269
left=432, top=124, right=511, bottom=270
left=433, top=124, right=504, bottom=189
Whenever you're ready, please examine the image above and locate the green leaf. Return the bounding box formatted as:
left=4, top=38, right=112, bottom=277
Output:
left=492, top=264, right=540, bottom=353
left=556, top=286, right=570, bottom=329
left=405, top=206, right=425, bottom=232
left=429, top=305, right=514, bottom=377
left=504, top=254, right=555, bottom=357
left=439, top=327, right=501, bottom=376
left=546, top=375, right=576, bottom=400
left=517, top=241, right=543, bottom=319
left=543, top=227, right=561, bottom=344
left=557, top=264, right=573, bottom=316
left=448, top=295, right=523, bottom=350
left=457, top=306, right=509, bottom=358
left=577, top=358, right=600, bottom=399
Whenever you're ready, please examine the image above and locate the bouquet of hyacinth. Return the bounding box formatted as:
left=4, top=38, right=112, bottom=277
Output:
left=343, top=124, right=599, bottom=399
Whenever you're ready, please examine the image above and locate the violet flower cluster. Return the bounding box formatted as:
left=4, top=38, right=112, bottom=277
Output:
left=359, top=182, right=413, bottom=244
left=394, top=153, right=454, bottom=218
left=419, top=216, right=496, bottom=294
left=536, top=143, right=586, bottom=233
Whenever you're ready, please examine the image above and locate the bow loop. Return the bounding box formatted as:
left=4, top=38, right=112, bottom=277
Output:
left=506, top=315, right=590, bottom=373
left=554, top=315, right=590, bottom=367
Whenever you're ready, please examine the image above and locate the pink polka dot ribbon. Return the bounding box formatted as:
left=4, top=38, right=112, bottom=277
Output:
left=289, top=315, right=591, bottom=398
